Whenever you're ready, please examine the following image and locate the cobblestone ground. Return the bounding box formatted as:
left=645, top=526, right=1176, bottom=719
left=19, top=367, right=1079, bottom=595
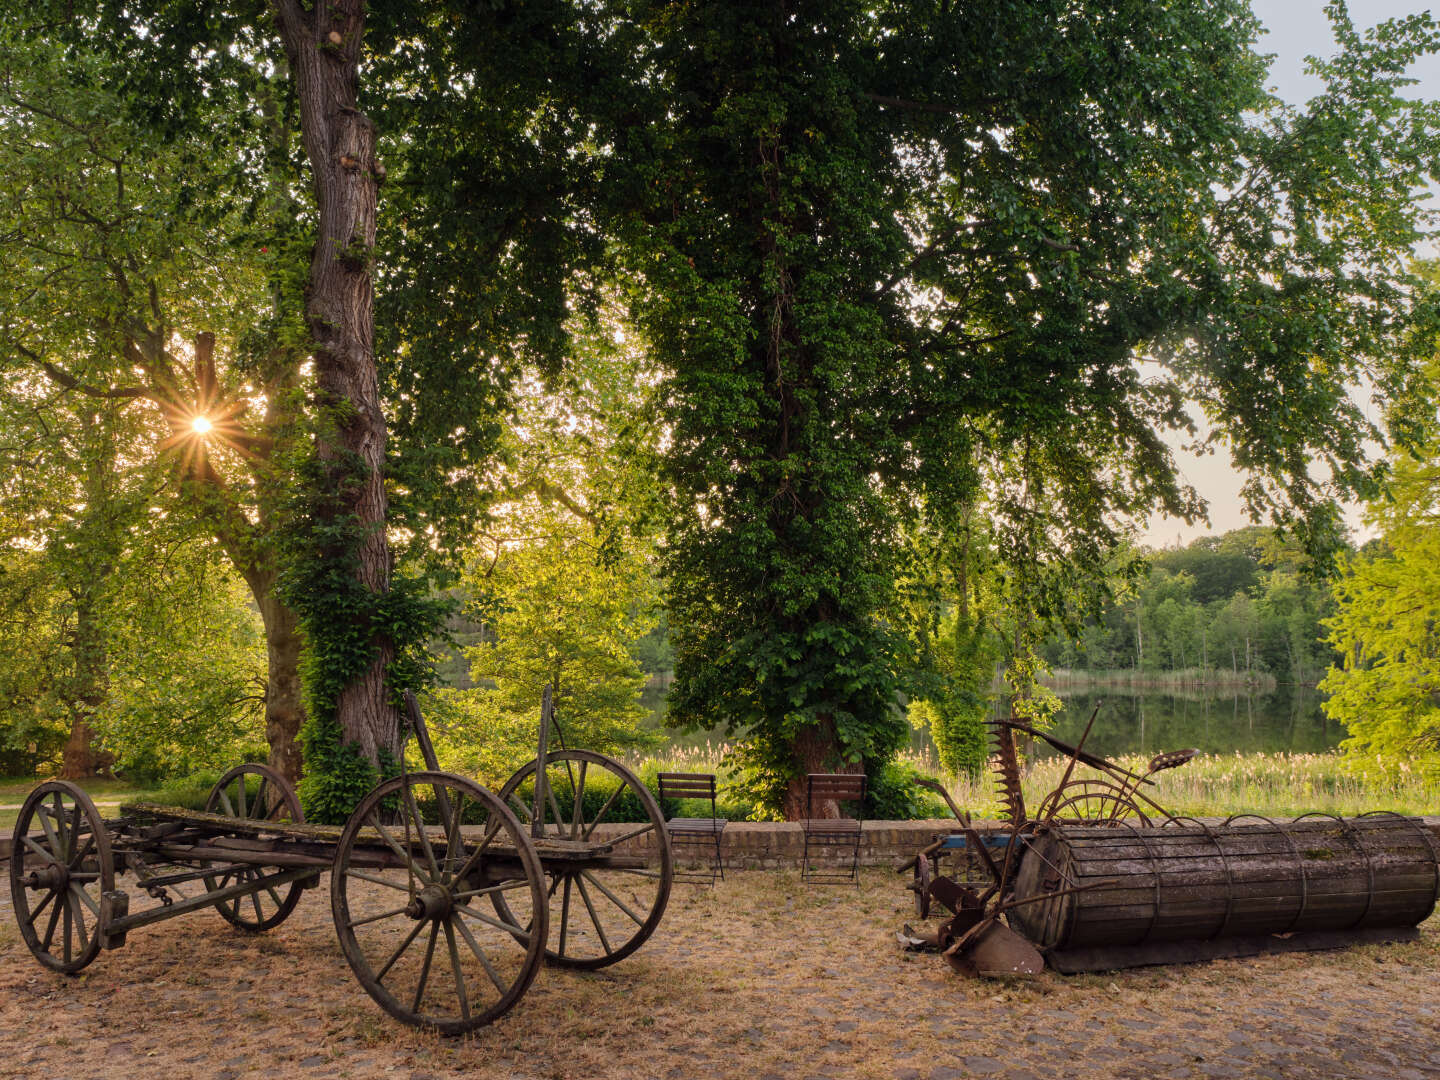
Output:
left=1, top=868, right=1436, bottom=1080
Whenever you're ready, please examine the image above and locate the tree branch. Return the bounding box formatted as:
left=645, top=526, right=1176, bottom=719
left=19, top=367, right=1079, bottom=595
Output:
left=13, top=341, right=153, bottom=401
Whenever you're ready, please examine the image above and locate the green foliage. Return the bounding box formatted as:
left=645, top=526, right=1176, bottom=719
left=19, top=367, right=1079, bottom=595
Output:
left=145, top=769, right=228, bottom=812
left=865, top=760, right=948, bottom=822
left=906, top=612, right=993, bottom=778
left=410, top=687, right=539, bottom=789
left=1321, top=422, right=1440, bottom=774
left=447, top=314, right=665, bottom=764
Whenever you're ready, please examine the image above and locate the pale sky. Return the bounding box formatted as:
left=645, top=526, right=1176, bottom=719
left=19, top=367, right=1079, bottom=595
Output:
left=1140, top=1, right=1439, bottom=548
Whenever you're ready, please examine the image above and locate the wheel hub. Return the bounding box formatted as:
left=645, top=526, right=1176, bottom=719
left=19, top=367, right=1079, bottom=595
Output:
left=406, top=883, right=452, bottom=921
left=23, top=863, right=68, bottom=891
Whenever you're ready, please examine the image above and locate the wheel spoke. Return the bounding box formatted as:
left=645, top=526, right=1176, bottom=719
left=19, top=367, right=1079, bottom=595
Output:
left=402, top=784, right=441, bottom=879
left=68, top=889, right=88, bottom=951
left=507, top=793, right=532, bottom=824
left=367, top=812, right=432, bottom=885
left=62, top=898, right=73, bottom=963
left=558, top=875, right=573, bottom=957
left=255, top=778, right=270, bottom=820
left=606, top=822, right=655, bottom=848
left=343, top=869, right=416, bottom=894
left=570, top=761, right=588, bottom=840
left=574, top=874, right=613, bottom=956
left=452, top=910, right=508, bottom=995
left=69, top=882, right=100, bottom=918
left=249, top=887, right=264, bottom=923
left=346, top=904, right=413, bottom=929
left=41, top=891, right=63, bottom=952
left=442, top=792, right=466, bottom=881
left=64, top=796, right=82, bottom=863
left=26, top=888, right=57, bottom=928
left=443, top=918, right=470, bottom=1022
left=21, top=834, right=62, bottom=866
left=216, top=787, right=235, bottom=817
left=375, top=918, right=429, bottom=984
left=544, top=772, right=567, bottom=837
left=580, top=783, right=625, bottom=841
left=450, top=879, right=532, bottom=902
left=68, top=831, right=96, bottom=871
left=453, top=901, right=532, bottom=942
left=412, top=921, right=440, bottom=1013
left=236, top=778, right=247, bottom=820
left=35, top=798, right=63, bottom=859
left=580, top=870, right=645, bottom=926
left=448, top=825, right=504, bottom=889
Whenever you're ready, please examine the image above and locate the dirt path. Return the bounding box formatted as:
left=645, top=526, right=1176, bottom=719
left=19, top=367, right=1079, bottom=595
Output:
left=2, top=869, right=1436, bottom=1080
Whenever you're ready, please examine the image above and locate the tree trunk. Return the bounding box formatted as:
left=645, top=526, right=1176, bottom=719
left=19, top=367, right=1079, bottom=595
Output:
left=275, top=0, right=400, bottom=766
left=255, top=582, right=306, bottom=783
left=59, top=586, right=113, bottom=779
left=781, top=715, right=861, bottom=821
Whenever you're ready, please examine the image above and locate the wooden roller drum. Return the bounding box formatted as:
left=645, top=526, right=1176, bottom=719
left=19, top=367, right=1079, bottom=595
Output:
left=1010, top=812, right=1440, bottom=958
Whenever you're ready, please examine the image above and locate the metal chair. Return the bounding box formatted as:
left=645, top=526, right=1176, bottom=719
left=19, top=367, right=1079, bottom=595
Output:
left=657, top=772, right=727, bottom=884
left=801, top=772, right=867, bottom=884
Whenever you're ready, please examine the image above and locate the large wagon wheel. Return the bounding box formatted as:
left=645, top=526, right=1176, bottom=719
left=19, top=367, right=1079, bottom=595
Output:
left=1040, top=779, right=1150, bottom=827
left=9, top=780, right=114, bottom=974
left=494, top=750, right=672, bottom=969
left=332, top=772, right=547, bottom=1035
left=203, top=763, right=307, bottom=931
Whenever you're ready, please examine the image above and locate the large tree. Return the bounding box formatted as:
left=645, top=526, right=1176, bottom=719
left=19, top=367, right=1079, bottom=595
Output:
left=620, top=0, right=1440, bottom=815
left=0, top=13, right=312, bottom=778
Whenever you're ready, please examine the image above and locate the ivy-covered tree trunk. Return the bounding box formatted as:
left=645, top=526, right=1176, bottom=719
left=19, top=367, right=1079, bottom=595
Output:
left=275, top=0, right=401, bottom=772
left=252, top=578, right=306, bottom=783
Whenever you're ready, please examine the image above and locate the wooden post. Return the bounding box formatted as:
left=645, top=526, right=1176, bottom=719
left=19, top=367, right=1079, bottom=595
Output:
left=532, top=686, right=553, bottom=839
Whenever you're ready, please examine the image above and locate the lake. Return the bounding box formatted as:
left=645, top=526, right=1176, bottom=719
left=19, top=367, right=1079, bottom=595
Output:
left=981, top=685, right=1343, bottom=763
left=644, top=681, right=1344, bottom=763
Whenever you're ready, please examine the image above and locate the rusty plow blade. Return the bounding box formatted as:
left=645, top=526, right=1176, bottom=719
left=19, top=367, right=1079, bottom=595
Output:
left=943, top=921, right=1044, bottom=979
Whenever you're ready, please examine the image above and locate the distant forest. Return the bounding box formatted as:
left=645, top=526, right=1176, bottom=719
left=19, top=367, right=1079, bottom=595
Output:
left=1038, top=527, right=1335, bottom=686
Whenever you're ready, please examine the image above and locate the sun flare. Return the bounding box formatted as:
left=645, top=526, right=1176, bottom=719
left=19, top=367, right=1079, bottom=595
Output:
left=191, top=415, right=213, bottom=434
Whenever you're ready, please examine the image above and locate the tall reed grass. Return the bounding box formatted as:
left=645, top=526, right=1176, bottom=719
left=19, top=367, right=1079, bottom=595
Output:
left=627, top=742, right=1439, bottom=820
left=1040, top=668, right=1278, bottom=693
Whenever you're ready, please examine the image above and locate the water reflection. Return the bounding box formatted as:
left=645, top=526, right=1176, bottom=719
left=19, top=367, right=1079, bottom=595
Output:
left=647, top=679, right=1340, bottom=763
left=915, top=685, right=1336, bottom=761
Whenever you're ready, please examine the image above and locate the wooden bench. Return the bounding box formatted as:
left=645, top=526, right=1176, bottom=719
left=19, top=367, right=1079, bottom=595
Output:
left=658, top=772, right=727, bottom=884
left=801, top=773, right=867, bottom=883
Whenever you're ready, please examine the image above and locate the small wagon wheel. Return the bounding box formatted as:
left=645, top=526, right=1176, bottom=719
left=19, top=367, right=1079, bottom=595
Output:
left=9, top=780, right=114, bottom=974
left=332, top=771, right=548, bottom=1035
left=1040, top=779, right=1150, bottom=827
left=203, top=763, right=306, bottom=932
left=494, top=750, right=673, bottom=970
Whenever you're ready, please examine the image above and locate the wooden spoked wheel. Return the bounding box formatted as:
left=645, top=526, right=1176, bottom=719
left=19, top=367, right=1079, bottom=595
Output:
left=331, top=772, right=547, bottom=1035
left=494, top=750, right=672, bottom=970
left=1041, top=780, right=1150, bottom=827
left=9, top=780, right=114, bottom=974
left=203, top=763, right=306, bottom=931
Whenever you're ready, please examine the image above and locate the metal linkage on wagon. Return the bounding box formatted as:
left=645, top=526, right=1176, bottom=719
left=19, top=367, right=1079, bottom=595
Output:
left=5, top=688, right=673, bottom=1035
left=897, top=709, right=1440, bottom=978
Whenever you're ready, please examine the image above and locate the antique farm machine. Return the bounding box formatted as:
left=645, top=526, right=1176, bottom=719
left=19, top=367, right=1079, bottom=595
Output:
left=899, top=713, right=1440, bottom=976
left=5, top=690, right=673, bottom=1034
